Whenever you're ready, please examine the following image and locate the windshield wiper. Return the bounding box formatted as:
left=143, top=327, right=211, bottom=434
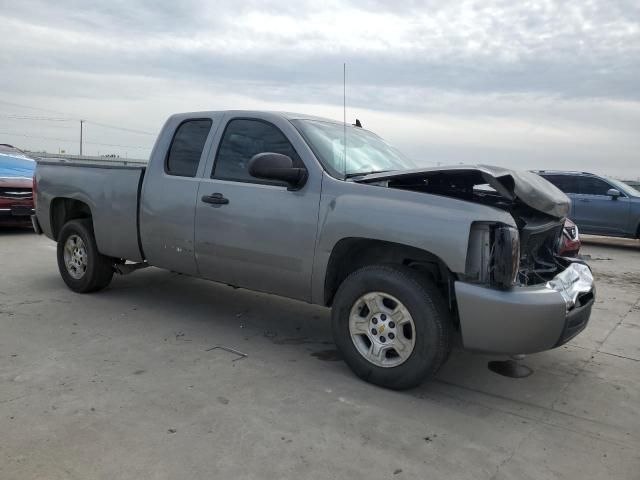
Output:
left=344, top=170, right=391, bottom=179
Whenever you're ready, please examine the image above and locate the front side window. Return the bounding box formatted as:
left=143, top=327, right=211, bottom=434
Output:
left=165, top=119, right=212, bottom=177
left=607, top=178, right=639, bottom=197
left=212, top=119, right=302, bottom=184
left=577, top=176, right=613, bottom=196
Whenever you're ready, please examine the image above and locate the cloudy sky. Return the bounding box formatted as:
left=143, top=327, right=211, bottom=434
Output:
left=1, top=0, right=639, bottom=177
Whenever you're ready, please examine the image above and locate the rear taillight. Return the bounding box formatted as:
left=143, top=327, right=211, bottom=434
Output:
left=32, top=175, right=37, bottom=208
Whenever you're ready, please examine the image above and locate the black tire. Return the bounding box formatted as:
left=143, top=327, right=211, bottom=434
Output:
left=331, top=265, right=452, bottom=390
left=56, top=219, right=114, bottom=293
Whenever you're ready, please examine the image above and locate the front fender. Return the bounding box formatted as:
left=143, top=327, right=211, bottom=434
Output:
left=311, top=174, right=515, bottom=304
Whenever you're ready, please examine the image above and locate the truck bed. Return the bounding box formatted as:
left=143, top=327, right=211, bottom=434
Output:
left=36, top=159, right=146, bottom=262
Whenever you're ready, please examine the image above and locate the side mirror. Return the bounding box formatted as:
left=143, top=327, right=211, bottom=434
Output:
left=606, top=188, right=621, bottom=199
left=248, top=153, right=307, bottom=190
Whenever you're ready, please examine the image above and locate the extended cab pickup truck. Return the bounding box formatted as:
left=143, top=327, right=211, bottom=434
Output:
left=33, top=111, right=595, bottom=389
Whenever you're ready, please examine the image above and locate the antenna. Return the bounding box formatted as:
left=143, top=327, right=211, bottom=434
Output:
left=343, top=62, right=347, bottom=178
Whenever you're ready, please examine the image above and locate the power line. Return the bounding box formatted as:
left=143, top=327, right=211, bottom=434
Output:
left=0, top=114, right=76, bottom=122
left=0, top=114, right=155, bottom=136
left=0, top=99, right=156, bottom=135
left=85, top=120, right=154, bottom=136
left=0, top=118, right=79, bottom=130
left=0, top=99, right=76, bottom=118
left=0, top=131, right=151, bottom=150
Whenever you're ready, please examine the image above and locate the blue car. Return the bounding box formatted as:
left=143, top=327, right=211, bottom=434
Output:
left=536, top=170, right=640, bottom=239
left=0, top=144, right=36, bottom=227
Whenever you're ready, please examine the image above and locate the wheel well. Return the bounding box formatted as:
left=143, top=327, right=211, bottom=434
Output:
left=324, top=238, right=454, bottom=307
left=51, top=198, right=93, bottom=241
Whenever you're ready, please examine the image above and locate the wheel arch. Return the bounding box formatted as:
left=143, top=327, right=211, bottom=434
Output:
left=50, top=197, right=94, bottom=241
left=323, top=237, right=455, bottom=307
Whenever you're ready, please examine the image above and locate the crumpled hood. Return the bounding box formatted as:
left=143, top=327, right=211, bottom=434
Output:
left=355, top=164, right=570, bottom=218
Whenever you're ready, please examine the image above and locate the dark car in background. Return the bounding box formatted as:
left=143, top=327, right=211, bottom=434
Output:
left=537, top=171, right=640, bottom=239
left=0, top=144, right=36, bottom=228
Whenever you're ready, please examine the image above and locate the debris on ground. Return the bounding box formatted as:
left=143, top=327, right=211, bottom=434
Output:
left=205, top=345, right=248, bottom=361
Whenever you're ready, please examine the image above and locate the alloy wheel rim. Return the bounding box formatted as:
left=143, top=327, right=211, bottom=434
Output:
left=348, top=291, right=416, bottom=368
left=63, top=234, right=88, bottom=280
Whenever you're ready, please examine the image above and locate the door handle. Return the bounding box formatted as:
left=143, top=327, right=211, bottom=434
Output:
left=577, top=198, right=590, bottom=202
left=201, top=193, right=229, bottom=205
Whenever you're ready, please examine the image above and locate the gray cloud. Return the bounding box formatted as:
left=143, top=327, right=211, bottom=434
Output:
left=2, top=0, right=639, bottom=100
left=0, top=1, right=638, bottom=176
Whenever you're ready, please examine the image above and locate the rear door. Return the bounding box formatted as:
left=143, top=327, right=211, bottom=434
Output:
left=573, top=176, right=630, bottom=235
left=140, top=116, right=220, bottom=274
left=194, top=115, right=321, bottom=301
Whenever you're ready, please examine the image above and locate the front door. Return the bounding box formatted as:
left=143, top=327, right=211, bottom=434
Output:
left=194, top=117, right=321, bottom=301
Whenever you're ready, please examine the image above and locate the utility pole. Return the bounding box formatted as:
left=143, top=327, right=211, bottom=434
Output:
left=79, top=120, right=85, bottom=156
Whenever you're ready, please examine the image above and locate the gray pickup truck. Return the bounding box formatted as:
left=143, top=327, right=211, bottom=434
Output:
left=33, top=110, right=595, bottom=389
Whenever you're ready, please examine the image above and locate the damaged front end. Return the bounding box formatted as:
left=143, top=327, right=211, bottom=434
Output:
left=355, top=165, right=595, bottom=354
left=466, top=215, right=567, bottom=289
left=355, top=164, right=573, bottom=288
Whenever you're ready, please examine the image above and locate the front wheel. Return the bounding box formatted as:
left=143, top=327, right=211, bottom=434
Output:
left=56, top=219, right=114, bottom=293
left=331, top=265, right=452, bottom=390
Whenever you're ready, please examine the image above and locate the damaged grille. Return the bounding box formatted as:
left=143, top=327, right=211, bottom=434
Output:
left=0, top=186, right=32, bottom=201
left=517, top=219, right=564, bottom=284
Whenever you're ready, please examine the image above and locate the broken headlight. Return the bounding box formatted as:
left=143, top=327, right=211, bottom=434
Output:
left=490, top=225, right=520, bottom=288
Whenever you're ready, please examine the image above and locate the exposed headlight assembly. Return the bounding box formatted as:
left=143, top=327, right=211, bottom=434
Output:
left=490, top=225, right=520, bottom=288
left=466, top=222, right=520, bottom=288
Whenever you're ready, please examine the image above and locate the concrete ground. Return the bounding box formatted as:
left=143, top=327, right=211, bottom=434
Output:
left=1, top=230, right=639, bottom=480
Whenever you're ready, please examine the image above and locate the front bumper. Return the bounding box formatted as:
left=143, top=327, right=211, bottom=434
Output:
left=0, top=205, right=35, bottom=224
left=455, top=261, right=595, bottom=355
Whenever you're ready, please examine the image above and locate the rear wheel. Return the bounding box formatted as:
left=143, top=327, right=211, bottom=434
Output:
left=57, top=219, right=114, bottom=293
left=331, top=265, right=452, bottom=390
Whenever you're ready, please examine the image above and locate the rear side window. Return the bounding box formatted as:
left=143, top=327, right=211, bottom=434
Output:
left=541, top=174, right=578, bottom=194
left=212, top=119, right=302, bottom=184
left=166, top=119, right=212, bottom=177
left=576, top=176, right=612, bottom=196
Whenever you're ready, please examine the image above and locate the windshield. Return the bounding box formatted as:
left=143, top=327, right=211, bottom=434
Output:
left=609, top=178, right=640, bottom=197
left=291, top=119, right=415, bottom=178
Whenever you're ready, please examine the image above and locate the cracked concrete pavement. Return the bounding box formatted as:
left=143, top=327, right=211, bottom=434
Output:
left=1, top=230, right=639, bottom=479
